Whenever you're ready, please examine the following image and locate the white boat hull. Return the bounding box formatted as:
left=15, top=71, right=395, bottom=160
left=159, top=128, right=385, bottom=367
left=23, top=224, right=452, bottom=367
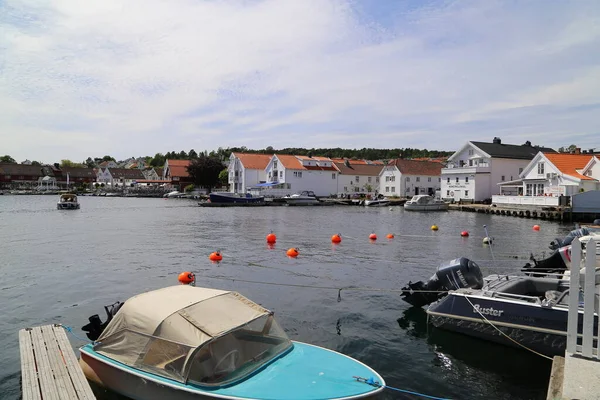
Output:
left=364, top=200, right=390, bottom=207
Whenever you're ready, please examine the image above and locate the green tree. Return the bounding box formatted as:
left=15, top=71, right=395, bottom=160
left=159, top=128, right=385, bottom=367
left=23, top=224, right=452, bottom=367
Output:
left=150, top=153, right=166, bottom=167
left=85, top=157, right=96, bottom=168
left=218, top=169, right=229, bottom=185
left=188, top=149, right=198, bottom=159
left=187, top=155, right=223, bottom=193
left=0, top=155, right=16, bottom=163
left=31, top=161, right=41, bottom=166
left=102, top=155, right=116, bottom=162
left=60, top=159, right=85, bottom=168
left=184, top=184, right=195, bottom=193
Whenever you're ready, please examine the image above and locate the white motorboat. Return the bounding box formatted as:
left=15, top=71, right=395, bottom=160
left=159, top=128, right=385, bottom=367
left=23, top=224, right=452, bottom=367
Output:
left=283, top=191, right=320, bottom=206
left=79, top=285, right=385, bottom=400
left=364, top=194, right=390, bottom=207
left=403, top=195, right=448, bottom=211
left=164, top=190, right=182, bottom=198
left=57, top=193, right=80, bottom=210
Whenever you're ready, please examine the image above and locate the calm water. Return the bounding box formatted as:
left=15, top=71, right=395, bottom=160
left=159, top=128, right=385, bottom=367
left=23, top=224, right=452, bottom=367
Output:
left=0, top=196, right=574, bottom=400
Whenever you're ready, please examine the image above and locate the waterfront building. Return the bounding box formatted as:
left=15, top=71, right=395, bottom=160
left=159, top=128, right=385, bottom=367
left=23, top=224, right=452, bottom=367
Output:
left=380, top=159, right=442, bottom=197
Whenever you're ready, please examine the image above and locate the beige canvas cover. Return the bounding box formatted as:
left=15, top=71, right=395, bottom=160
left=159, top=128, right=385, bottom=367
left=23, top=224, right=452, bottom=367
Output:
left=95, top=285, right=270, bottom=375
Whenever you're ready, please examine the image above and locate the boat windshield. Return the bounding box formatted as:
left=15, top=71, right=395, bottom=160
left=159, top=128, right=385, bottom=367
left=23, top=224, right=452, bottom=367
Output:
left=186, top=313, right=292, bottom=387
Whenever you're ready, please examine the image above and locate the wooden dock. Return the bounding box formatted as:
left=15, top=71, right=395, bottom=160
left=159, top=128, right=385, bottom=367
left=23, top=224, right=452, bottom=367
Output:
left=19, top=324, right=95, bottom=400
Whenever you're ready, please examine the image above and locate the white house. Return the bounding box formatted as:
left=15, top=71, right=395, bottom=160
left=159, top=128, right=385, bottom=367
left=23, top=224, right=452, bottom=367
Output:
left=262, top=154, right=338, bottom=196
left=582, top=155, right=600, bottom=180
left=441, top=137, right=556, bottom=202
left=228, top=153, right=272, bottom=193
left=332, top=160, right=383, bottom=195
left=498, top=152, right=599, bottom=197
left=380, top=159, right=442, bottom=197
left=96, top=168, right=145, bottom=187
left=99, top=160, right=119, bottom=169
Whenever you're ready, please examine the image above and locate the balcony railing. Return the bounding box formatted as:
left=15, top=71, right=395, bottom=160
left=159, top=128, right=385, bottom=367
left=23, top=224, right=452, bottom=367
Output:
left=492, top=195, right=560, bottom=206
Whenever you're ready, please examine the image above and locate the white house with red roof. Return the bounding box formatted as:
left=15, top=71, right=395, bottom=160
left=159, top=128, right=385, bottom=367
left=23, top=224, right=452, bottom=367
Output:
left=332, top=159, right=383, bottom=195
left=380, top=159, right=442, bottom=197
left=228, top=153, right=272, bottom=193
left=262, top=154, right=338, bottom=196
left=495, top=152, right=599, bottom=206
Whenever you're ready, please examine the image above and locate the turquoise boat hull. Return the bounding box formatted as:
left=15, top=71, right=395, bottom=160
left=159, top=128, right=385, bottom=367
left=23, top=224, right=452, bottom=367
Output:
left=80, top=341, right=384, bottom=400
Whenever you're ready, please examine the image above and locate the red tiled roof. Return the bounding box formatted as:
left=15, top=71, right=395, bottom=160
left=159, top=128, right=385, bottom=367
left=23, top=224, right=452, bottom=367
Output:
left=233, top=153, right=272, bottom=170
left=388, top=159, right=442, bottom=175
left=167, top=160, right=191, bottom=178
left=276, top=154, right=305, bottom=170
left=543, top=153, right=595, bottom=180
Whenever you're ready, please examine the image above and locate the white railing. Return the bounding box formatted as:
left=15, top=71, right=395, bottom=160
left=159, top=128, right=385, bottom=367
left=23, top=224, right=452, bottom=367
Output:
left=566, top=238, right=598, bottom=358
left=492, top=195, right=560, bottom=206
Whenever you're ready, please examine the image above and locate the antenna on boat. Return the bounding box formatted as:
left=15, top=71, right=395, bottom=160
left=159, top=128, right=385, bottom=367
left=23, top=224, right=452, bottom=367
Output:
left=483, top=225, right=495, bottom=260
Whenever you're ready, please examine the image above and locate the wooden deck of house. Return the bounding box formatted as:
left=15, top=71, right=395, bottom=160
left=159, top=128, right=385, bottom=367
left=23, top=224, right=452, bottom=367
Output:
left=19, top=324, right=95, bottom=399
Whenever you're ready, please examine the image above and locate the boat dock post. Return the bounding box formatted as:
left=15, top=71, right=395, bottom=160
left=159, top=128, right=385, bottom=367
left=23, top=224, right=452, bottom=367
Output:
left=19, top=324, right=96, bottom=399
left=547, top=238, right=600, bottom=400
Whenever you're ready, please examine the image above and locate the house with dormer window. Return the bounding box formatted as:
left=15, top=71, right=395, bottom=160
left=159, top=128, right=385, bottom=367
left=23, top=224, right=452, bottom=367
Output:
left=441, top=137, right=556, bottom=202
left=228, top=153, right=272, bottom=193
left=261, top=154, right=338, bottom=196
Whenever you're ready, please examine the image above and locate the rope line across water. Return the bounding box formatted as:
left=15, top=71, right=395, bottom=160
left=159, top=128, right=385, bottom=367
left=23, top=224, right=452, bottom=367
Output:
left=354, top=376, right=452, bottom=400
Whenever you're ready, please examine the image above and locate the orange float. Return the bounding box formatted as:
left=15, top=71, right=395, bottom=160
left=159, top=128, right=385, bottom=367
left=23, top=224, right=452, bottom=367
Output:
left=178, top=271, right=195, bottom=285
left=461, top=231, right=469, bottom=237
left=286, top=248, right=299, bottom=258
left=369, top=233, right=377, bottom=241
left=386, top=233, right=394, bottom=239
left=209, top=251, right=223, bottom=261
left=266, top=232, right=277, bottom=244
left=331, top=234, right=342, bottom=244
left=533, top=225, right=540, bottom=231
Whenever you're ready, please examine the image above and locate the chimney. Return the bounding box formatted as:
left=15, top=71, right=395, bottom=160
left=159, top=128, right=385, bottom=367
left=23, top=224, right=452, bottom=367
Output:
left=524, top=140, right=531, bottom=147
left=590, top=148, right=595, bottom=154
left=575, top=147, right=581, bottom=155
left=493, top=137, right=501, bottom=144
left=344, top=159, right=350, bottom=167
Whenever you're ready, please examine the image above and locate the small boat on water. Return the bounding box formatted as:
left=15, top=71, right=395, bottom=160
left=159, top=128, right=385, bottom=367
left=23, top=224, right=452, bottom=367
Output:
left=209, top=192, right=265, bottom=204
left=283, top=191, right=320, bottom=206
left=80, top=285, right=384, bottom=400
left=403, top=195, right=448, bottom=211
left=364, top=194, right=390, bottom=207
left=164, top=190, right=182, bottom=198
left=57, top=193, right=80, bottom=210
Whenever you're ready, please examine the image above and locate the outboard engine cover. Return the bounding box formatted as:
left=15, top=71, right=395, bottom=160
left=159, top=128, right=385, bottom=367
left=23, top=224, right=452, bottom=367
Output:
left=82, top=301, right=123, bottom=341
left=549, top=228, right=590, bottom=250
left=401, top=257, right=483, bottom=308
left=523, top=246, right=570, bottom=276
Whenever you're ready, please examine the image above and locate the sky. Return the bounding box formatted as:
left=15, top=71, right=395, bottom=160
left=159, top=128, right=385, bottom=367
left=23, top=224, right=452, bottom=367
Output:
left=1, top=0, right=599, bottom=163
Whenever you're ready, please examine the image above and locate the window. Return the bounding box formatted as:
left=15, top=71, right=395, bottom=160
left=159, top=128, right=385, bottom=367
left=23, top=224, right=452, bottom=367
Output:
left=468, top=149, right=474, bottom=156
left=428, top=177, right=431, bottom=182
left=385, top=186, right=390, bottom=192
left=343, top=186, right=348, bottom=192
left=375, top=177, right=379, bottom=183
left=385, top=176, right=389, bottom=182
left=273, top=161, right=278, bottom=169
left=293, top=171, right=303, bottom=178
left=465, top=190, right=469, bottom=197
left=501, top=175, right=505, bottom=182
left=469, top=160, right=473, bottom=166
left=439, top=178, right=441, bottom=182
left=416, top=177, right=420, bottom=182
left=406, top=177, right=410, bottom=182
left=279, top=171, right=283, bottom=178
left=355, top=176, right=360, bottom=183
left=537, top=163, right=544, bottom=175
left=519, top=167, right=523, bottom=174
left=456, top=177, right=459, bottom=183
left=368, top=177, right=372, bottom=183
left=446, top=190, right=450, bottom=196
left=354, top=186, right=360, bottom=192
left=332, top=173, right=336, bottom=179
left=391, top=176, right=395, bottom=182
left=465, top=177, right=469, bottom=183
left=447, top=177, right=450, bottom=183
left=391, top=187, right=395, bottom=192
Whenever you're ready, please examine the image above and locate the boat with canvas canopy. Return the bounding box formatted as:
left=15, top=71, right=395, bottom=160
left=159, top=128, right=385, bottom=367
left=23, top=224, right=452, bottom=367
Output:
left=79, top=285, right=384, bottom=400
left=57, top=193, right=80, bottom=210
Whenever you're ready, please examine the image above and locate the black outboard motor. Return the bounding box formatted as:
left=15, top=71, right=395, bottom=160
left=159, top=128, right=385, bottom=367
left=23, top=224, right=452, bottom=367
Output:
left=82, top=301, right=123, bottom=341
left=522, top=246, right=570, bottom=276
left=549, top=228, right=590, bottom=250
left=401, top=257, right=484, bottom=308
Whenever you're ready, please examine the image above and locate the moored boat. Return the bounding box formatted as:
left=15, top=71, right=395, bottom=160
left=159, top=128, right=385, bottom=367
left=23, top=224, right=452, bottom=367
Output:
left=80, top=285, right=384, bottom=400
left=283, top=191, right=320, bottom=206
left=209, top=192, right=265, bottom=204
left=57, top=193, right=80, bottom=210
left=364, top=194, right=389, bottom=207
left=403, top=195, right=448, bottom=211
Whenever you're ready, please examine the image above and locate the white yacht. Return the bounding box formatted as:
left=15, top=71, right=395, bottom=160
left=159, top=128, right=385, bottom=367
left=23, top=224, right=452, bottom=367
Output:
left=404, top=195, right=448, bottom=211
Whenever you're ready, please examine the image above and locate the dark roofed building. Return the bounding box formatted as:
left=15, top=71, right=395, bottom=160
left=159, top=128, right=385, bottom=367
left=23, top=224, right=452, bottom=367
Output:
left=469, top=137, right=556, bottom=160
left=0, top=163, right=48, bottom=188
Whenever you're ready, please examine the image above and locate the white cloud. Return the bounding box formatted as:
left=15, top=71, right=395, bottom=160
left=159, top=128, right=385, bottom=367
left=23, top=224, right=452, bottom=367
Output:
left=0, top=0, right=599, bottom=162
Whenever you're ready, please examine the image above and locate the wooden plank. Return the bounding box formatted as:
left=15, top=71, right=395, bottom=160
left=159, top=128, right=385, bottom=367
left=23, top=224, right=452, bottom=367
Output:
left=42, top=326, right=79, bottom=399
left=583, top=238, right=596, bottom=357
left=566, top=238, right=581, bottom=355
left=30, top=326, right=61, bottom=400
left=52, top=325, right=96, bottom=400
left=19, top=328, right=42, bottom=400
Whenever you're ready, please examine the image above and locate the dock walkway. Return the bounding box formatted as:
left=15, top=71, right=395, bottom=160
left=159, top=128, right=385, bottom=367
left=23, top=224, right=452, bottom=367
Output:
left=19, top=324, right=95, bottom=400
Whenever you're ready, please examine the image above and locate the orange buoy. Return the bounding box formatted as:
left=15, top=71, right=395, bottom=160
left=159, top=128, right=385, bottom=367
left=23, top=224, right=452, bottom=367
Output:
left=386, top=233, right=394, bottom=239
left=209, top=251, right=223, bottom=262
left=533, top=225, right=540, bottom=231
left=286, top=248, right=299, bottom=258
left=331, top=234, right=342, bottom=244
left=369, top=233, right=377, bottom=241
left=461, top=231, right=469, bottom=237
left=178, top=271, right=195, bottom=285
left=266, top=232, right=277, bottom=244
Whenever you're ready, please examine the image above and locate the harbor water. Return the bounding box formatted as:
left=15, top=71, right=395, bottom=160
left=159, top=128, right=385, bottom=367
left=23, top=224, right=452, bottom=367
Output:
left=0, top=196, right=573, bottom=399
